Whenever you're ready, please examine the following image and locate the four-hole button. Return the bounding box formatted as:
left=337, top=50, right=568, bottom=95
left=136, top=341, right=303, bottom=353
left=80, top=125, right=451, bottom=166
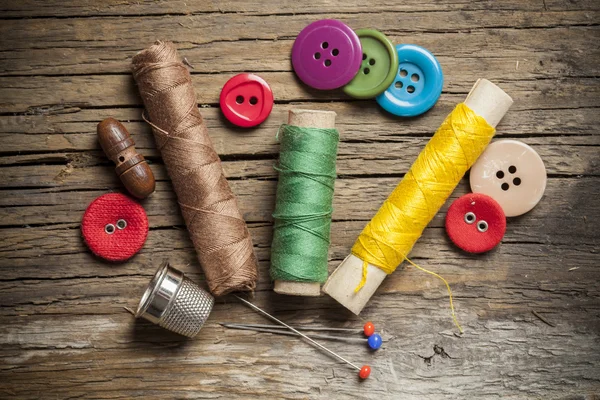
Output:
left=292, top=19, right=362, bottom=90
left=343, top=29, right=398, bottom=99
left=470, top=139, right=547, bottom=217
left=376, top=44, right=443, bottom=117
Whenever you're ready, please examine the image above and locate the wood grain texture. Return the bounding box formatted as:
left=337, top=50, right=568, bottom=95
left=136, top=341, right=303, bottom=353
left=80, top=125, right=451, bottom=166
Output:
left=0, top=1, right=599, bottom=399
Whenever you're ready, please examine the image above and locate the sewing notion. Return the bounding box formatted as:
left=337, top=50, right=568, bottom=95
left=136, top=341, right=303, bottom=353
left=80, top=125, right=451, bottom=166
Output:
left=97, top=118, right=155, bottom=199
left=292, top=19, right=362, bottom=90
left=221, top=322, right=383, bottom=350
left=235, top=296, right=372, bottom=379
left=375, top=44, right=444, bottom=117
left=470, top=139, right=547, bottom=217
left=219, top=73, right=274, bottom=128
left=81, top=193, right=148, bottom=262
left=271, top=110, right=339, bottom=297
left=135, top=262, right=214, bottom=338
left=132, top=41, right=259, bottom=296
left=446, top=193, right=507, bottom=253
left=322, top=79, right=514, bottom=325
left=342, top=29, right=398, bottom=99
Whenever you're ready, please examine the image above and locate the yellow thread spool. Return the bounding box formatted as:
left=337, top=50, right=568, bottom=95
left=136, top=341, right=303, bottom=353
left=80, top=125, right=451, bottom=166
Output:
left=352, top=103, right=495, bottom=332
left=323, top=79, right=514, bottom=325
left=352, top=103, right=495, bottom=280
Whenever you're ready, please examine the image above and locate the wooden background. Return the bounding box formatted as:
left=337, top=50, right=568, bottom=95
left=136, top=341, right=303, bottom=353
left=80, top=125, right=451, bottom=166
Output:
left=1, top=1, right=599, bottom=398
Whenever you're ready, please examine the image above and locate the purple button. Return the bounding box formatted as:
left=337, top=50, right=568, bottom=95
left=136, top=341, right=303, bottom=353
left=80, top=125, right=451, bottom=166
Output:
left=292, top=19, right=362, bottom=90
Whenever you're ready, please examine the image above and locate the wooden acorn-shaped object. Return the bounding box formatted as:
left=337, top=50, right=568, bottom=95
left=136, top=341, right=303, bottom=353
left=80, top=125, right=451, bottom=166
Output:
left=97, top=118, right=155, bottom=199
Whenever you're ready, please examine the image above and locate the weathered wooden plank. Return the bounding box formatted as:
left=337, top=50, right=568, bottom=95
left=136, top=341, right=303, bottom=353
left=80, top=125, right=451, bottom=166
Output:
left=1, top=269, right=598, bottom=334
left=1, top=134, right=597, bottom=167
left=2, top=0, right=598, bottom=18
left=1, top=28, right=598, bottom=77
left=1, top=98, right=598, bottom=149
left=0, top=201, right=598, bottom=309
left=1, top=10, right=596, bottom=53
left=0, top=165, right=598, bottom=227
left=0, top=0, right=554, bottom=18
left=1, top=104, right=597, bottom=159
left=0, top=290, right=597, bottom=400
left=1, top=259, right=598, bottom=353
left=0, top=1, right=598, bottom=399
left=1, top=72, right=598, bottom=113
left=0, top=221, right=598, bottom=285
left=0, top=140, right=596, bottom=198
left=0, top=176, right=597, bottom=283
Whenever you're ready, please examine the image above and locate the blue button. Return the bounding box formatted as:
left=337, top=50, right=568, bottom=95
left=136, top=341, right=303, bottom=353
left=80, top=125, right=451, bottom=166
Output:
left=376, top=44, right=443, bottom=117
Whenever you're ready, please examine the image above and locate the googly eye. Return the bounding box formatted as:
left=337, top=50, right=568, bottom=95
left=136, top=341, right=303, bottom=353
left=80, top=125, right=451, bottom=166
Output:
left=116, top=219, right=127, bottom=230
left=464, top=212, right=476, bottom=224
left=105, top=223, right=116, bottom=234
left=477, top=220, right=488, bottom=232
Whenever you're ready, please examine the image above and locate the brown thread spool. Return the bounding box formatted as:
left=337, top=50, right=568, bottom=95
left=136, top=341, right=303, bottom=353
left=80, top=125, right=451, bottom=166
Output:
left=131, top=41, right=258, bottom=296
left=97, top=118, right=156, bottom=199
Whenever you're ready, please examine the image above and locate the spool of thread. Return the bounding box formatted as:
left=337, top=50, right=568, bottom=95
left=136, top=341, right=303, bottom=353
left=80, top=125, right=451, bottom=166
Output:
left=271, top=110, right=339, bottom=297
left=131, top=41, right=259, bottom=296
left=323, top=79, right=514, bottom=316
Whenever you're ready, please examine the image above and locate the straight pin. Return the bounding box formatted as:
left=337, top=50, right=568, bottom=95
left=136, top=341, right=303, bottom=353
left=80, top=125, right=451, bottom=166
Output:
left=222, top=322, right=363, bottom=334
left=234, top=296, right=372, bottom=379
left=221, top=323, right=367, bottom=343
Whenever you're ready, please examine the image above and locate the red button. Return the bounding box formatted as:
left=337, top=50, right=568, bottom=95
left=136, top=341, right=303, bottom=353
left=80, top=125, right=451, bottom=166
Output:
left=445, top=193, right=506, bottom=254
left=220, top=73, right=274, bottom=128
left=81, top=193, right=148, bottom=262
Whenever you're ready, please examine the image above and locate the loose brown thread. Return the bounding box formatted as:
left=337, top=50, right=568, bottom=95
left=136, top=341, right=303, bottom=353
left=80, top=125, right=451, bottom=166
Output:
left=132, top=41, right=258, bottom=296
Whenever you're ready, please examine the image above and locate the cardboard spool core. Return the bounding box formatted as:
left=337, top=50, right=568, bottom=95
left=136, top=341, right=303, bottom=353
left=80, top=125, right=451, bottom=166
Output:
left=273, top=109, right=337, bottom=297
left=322, top=79, right=514, bottom=314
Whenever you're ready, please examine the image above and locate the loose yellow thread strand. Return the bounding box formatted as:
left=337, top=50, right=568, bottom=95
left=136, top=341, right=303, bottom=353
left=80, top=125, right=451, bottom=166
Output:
left=403, top=257, right=463, bottom=334
left=351, top=103, right=495, bottom=331
left=358, top=256, right=463, bottom=333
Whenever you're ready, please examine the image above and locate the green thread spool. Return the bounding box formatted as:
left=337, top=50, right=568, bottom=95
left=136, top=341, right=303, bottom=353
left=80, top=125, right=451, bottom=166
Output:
left=271, top=110, right=339, bottom=296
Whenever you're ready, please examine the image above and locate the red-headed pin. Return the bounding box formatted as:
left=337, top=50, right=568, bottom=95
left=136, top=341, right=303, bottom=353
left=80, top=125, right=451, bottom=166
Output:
left=363, top=321, right=375, bottom=337
left=359, top=365, right=371, bottom=379
left=235, top=296, right=371, bottom=379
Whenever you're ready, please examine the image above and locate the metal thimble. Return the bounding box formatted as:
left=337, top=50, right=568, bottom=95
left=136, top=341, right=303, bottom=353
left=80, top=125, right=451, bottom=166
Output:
left=135, top=261, right=214, bottom=338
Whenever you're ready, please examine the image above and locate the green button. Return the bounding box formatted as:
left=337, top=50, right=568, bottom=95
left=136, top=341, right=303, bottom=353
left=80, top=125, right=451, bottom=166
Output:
left=343, top=29, right=398, bottom=99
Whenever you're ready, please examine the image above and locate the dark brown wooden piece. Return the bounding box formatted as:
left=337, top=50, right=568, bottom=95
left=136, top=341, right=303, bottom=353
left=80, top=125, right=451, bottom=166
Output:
left=97, top=118, right=155, bottom=199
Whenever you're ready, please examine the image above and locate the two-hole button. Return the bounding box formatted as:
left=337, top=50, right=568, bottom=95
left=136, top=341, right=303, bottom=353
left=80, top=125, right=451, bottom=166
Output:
left=220, top=73, right=274, bottom=128
left=446, top=193, right=506, bottom=253
left=81, top=193, right=149, bottom=262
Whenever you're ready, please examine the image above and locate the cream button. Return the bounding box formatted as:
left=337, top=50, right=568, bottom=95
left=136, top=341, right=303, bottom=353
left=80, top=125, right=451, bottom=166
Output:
left=470, top=139, right=546, bottom=217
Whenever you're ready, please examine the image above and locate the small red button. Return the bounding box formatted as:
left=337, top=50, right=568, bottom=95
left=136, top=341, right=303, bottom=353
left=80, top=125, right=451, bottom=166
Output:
left=220, top=73, right=274, bottom=128
left=81, top=193, right=148, bottom=262
left=445, top=193, right=506, bottom=254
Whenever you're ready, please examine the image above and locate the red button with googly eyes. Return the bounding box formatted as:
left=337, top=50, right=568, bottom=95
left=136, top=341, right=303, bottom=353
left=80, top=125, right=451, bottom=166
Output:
left=220, top=73, right=274, bottom=128
left=445, top=193, right=506, bottom=254
left=81, top=193, right=148, bottom=262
